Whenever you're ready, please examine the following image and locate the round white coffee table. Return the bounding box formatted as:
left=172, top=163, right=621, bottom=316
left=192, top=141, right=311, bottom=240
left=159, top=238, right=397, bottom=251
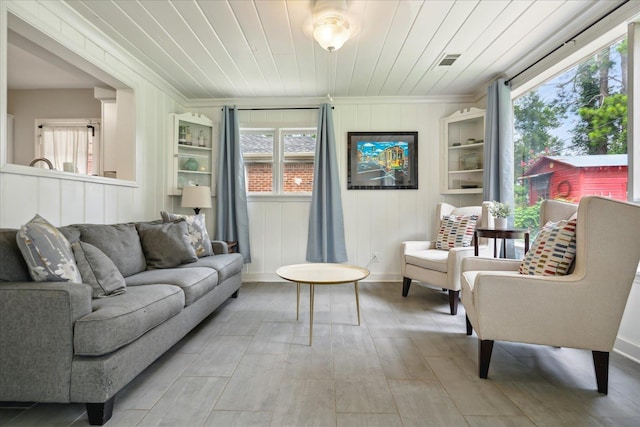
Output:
left=276, top=263, right=370, bottom=345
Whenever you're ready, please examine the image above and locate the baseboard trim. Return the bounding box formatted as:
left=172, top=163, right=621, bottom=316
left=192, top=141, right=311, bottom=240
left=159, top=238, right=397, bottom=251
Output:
left=614, top=337, right=640, bottom=364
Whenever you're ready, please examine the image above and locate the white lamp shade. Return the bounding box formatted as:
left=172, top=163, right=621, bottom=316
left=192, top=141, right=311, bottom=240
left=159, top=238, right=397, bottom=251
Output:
left=313, top=16, right=350, bottom=51
left=181, top=185, right=212, bottom=209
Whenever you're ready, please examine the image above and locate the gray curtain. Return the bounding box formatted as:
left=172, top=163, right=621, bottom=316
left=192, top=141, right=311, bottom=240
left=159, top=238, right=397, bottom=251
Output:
left=306, top=104, right=347, bottom=263
left=216, top=106, right=251, bottom=263
left=483, top=78, right=515, bottom=257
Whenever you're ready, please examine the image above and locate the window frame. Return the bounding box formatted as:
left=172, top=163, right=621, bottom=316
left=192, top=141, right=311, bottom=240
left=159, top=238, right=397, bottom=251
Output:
left=240, top=125, right=316, bottom=199
left=34, top=118, right=102, bottom=176
left=511, top=26, right=635, bottom=204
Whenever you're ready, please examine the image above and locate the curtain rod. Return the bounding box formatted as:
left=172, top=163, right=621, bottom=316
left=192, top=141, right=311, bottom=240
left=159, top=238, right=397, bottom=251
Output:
left=505, top=0, right=629, bottom=86
left=220, top=106, right=333, bottom=111
left=38, top=124, right=95, bottom=136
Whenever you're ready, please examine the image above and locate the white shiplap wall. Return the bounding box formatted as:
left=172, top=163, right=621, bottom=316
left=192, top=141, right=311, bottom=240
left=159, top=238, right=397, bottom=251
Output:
left=187, top=102, right=483, bottom=283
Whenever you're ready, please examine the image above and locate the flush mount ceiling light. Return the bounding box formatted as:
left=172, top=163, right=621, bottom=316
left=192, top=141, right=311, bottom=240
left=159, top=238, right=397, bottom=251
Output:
left=313, top=15, right=350, bottom=51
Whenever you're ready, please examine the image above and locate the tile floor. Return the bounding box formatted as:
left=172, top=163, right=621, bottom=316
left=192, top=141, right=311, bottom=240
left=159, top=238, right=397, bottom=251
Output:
left=1, top=281, right=639, bottom=426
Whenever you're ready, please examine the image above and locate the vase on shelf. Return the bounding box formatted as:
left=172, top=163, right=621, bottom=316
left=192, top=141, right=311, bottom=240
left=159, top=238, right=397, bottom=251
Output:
left=494, top=217, right=508, bottom=229
left=184, top=158, right=198, bottom=171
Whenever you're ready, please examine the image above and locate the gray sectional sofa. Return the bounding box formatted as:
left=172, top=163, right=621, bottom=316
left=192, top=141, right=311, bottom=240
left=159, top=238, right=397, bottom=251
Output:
left=0, top=219, right=243, bottom=425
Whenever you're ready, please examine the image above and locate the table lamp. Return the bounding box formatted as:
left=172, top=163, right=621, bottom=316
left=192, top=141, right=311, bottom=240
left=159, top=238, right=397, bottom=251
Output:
left=181, top=185, right=212, bottom=215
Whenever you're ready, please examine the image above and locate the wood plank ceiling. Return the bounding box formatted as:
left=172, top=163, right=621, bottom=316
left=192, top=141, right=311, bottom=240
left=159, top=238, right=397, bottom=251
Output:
left=52, top=1, right=632, bottom=99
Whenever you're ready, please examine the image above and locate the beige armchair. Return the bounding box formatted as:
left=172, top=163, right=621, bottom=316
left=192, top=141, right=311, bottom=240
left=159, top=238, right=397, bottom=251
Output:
left=461, top=196, right=640, bottom=394
left=401, top=201, right=494, bottom=315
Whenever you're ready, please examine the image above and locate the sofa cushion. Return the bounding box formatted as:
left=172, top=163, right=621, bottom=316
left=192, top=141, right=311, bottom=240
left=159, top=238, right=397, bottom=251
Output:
left=161, top=211, right=214, bottom=257
left=435, top=214, right=478, bottom=250
left=76, top=223, right=146, bottom=277
left=58, top=225, right=81, bottom=244
left=125, top=267, right=218, bottom=306
left=136, top=221, right=198, bottom=269
left=0, top=229, right=31, bottom=282
left=176, top=253, right=244, bottom=283
left=72, top=241, right=127, bottom=298
left=16, top=214, right=82, bottom=283
left=405, top=249, right=449, bottom=273
left=74, top=284, right=184, bottom=356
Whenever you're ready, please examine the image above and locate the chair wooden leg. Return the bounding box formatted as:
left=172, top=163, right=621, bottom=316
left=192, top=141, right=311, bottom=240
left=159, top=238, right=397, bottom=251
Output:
left=448, top=290, right=459, bottom=315
left=479, top=339, right=494, bottom=379
left=466, top=315, right=473, bottom=335
left=402, top=277, right=411, bottom=297
left=592, top=351, right=609, bottom=394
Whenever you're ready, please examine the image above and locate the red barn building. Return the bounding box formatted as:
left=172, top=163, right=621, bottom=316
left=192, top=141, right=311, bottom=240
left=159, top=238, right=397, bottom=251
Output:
left=521, top=154, right=627, bottom=206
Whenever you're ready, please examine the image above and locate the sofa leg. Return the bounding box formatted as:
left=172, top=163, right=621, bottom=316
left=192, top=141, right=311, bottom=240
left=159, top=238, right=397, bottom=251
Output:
left=448, top=290, right=459, bottom=315
left=466, top=315, right=473, bottom=336
left=479, top=339, right=494, bottom=379
left=86, top=396, right=114, bottom=425
left=231, top=290, right=239, bottom=298
left=592, top=351, right=609, bottom=394
left=402, top=277, right=411, bottom=297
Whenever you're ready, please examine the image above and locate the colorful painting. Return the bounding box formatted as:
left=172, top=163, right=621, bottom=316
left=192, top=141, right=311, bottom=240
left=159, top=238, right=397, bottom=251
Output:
left=347, top=132, right=418, bottom=189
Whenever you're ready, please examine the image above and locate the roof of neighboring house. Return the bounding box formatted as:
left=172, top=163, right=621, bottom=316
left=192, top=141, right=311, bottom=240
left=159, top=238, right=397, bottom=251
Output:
left=547, top=154, right=628, bottom=168
left=241, top=134, right=316, bottom=155
left=524, top=154, right=628, bottom=177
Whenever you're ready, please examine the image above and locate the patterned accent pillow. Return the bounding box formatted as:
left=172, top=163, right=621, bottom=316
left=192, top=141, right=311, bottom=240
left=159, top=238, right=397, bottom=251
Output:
left=435, top=214, right=478, bottom=250
left=160, top=211, right=213, bottom=257
left=15, top=214, right=82, bottom=283
left=519, top=219, right=577, bottom=276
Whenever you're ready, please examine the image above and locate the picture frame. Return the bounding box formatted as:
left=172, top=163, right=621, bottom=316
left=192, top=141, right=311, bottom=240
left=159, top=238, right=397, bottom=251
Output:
left=347, top=131, right=418, bottom=190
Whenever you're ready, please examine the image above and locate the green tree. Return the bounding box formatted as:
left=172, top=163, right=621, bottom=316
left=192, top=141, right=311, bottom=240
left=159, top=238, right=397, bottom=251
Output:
left=560, top=40, right=627, bottom=154
left=513, top=91, right=564, bottom=205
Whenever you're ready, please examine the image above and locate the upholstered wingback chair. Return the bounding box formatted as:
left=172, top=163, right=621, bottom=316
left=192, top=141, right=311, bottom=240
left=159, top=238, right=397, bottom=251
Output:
left=461, top=196, right=639, bottom=394
left=401, top=201, right=494, bottom=315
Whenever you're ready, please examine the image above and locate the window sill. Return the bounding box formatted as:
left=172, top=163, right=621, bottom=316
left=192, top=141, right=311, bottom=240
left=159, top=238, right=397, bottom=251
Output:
left=0, top=164, right=138, bottom=188
left=247, top=193, right=312, bottom=203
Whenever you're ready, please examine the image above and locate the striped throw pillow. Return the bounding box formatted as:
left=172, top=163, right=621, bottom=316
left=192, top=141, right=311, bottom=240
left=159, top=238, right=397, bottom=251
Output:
left=519, top=219, right=577, bottom=276
left=435, top=214, right=478, bottom=250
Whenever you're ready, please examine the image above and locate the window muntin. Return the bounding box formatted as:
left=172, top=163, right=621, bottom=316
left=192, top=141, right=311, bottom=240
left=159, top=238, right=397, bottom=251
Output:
left=240, top=128, right=316, bottom=194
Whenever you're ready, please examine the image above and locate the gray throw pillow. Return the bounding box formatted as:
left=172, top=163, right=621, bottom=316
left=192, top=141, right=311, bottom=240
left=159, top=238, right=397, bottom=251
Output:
left=160, top=211, right=213, bottom=257
left=136, top=220, right=198, bottom=269
left=72, top=241, right=126, bottom=298
left=15, top=214, right=82, bottom=283
left=76, top=223, right=147, bottom=277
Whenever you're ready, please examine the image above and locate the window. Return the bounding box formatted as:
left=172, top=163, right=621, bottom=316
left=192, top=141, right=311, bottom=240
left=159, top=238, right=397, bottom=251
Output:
left=36, top=119, right=101, bottom=175
left=513, top=38, right=628, bottom=236
left=240, top=128, right=316, bottom=194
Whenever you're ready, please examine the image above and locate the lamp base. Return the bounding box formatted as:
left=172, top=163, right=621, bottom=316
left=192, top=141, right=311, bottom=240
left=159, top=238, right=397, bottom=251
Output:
left=193, top=208, right=200, bottom=215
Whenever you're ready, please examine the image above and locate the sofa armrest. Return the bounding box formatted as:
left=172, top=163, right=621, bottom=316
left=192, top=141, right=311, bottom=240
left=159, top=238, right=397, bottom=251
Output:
left=0, top=281, right=92, bottom=402
left=462, top=257, right=522, bottom=272
left=401, top=240, right=435, bottom=254
left=211, top=240, right=229, bottom=254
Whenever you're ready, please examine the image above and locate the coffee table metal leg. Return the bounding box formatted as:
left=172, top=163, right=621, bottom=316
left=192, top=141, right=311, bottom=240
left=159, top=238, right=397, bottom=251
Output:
left=354, top=281, right=360, bottom=326
left=296, top=282, right=300, bottom=320
left=309, top=284, right=314, bottom=346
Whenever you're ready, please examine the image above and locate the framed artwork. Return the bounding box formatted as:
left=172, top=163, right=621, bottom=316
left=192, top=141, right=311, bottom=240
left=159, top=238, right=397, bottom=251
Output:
left=347, top=131, right=418, bottom=190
